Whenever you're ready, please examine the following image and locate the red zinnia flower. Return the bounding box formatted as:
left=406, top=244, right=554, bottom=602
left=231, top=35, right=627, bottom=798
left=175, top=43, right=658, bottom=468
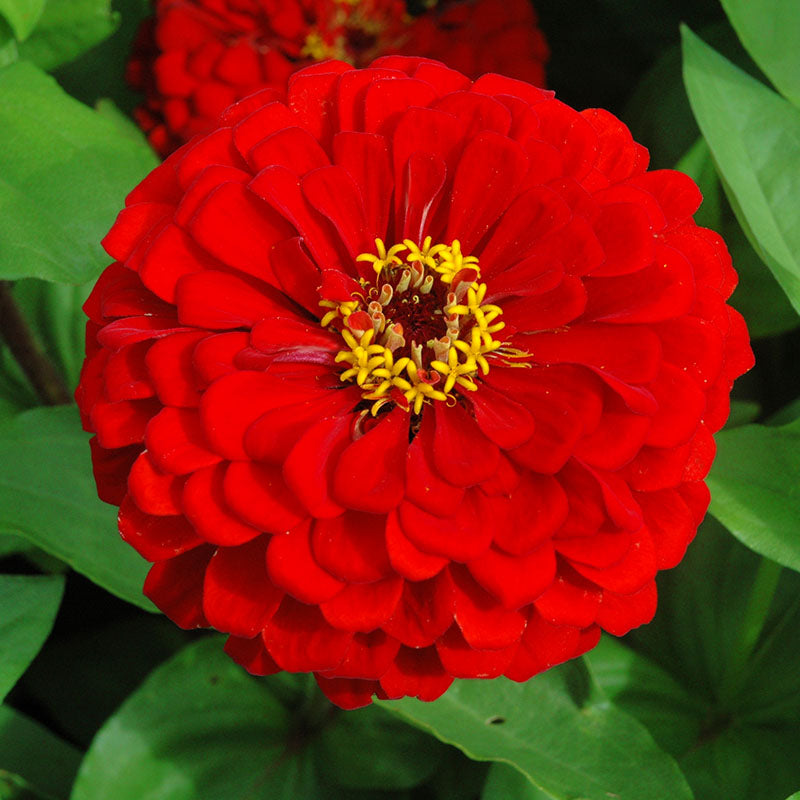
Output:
left=78, top=57, right=753, bottom=710
left=405, top=0, right=549, bottom=88
left=127, top=0, right=549, bottom=156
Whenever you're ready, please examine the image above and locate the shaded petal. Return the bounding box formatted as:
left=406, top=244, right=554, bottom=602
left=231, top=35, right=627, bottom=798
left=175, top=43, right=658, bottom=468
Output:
left=319, top=577, right=404, bottom=632
left=312, top=512, right=394, bottom=583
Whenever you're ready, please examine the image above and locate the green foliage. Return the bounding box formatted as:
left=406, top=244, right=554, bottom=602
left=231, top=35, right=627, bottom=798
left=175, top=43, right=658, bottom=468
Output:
left=0, top=705, right=81, bottom=799
left=720, top=0, right=800, bottom=109
left=18, top=0, right=119, bottom=72
left=481, top=763, right=552, bottom=799
left=682, top=26, right=800, bottom=315
left=0, top=407, right=152, bottom=610
left=0, top=0, right=43, bottom=41
left=708, top=419, right=800, bottom=573
left=380, top=661, right=692, bottom=800
left=0, top=60, right=157, bottom=284
left=0, top=574, right=63, bottom=701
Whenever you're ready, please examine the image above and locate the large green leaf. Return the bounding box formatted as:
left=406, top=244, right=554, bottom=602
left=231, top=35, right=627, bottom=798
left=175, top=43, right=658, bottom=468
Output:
left=481, top=763, right=553, bottom=799
left=0, top=406, right=153, bottom=610
left=720, top=0, right=800, bottom=108
left=0, top=0, right=43, bottom=40
left=0, top=704, right=81, bottom=799
left=380, top=662, right=693, bottom=800
left=682, top=26, right=800, bottom=314
left=17, top=0, right=119, bottom=72
left=0, top=574, right=63, bottom=701
left=71, top=638, right=429, bottom=800
left=707, top=419, right=800, bottom=573
left=0, top=60, right=157, bottom=283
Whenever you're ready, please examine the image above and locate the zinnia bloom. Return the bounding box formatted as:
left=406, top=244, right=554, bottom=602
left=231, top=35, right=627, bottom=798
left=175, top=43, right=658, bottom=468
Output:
left=127, top=0, right=549, bottom=155
left=78, top=57, right=753, bottom=709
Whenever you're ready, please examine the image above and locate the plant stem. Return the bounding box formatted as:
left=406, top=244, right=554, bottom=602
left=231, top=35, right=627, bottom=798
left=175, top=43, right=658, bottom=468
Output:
left=0, top=281, right=71, bottom=406
left=718, top=556, right=783, bottom=705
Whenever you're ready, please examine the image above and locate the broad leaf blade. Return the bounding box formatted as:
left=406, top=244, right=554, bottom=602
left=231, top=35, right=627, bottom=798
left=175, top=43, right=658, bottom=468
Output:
left=380, top=664, right=693, bottom=800
left=17, top=0, right=119, bottom=71
left=0, top=60, right=157, bottom=283
left=0, top=574, right=63, bottom=701
left=0, top=406, right=153, bottom=610
left=0, top=0, right=44, bottom=40
left=720, top=0, right=800, bottom=108
left=708, top=419, right=800, bottom=572
left=682, top=26, right=800, bottom=313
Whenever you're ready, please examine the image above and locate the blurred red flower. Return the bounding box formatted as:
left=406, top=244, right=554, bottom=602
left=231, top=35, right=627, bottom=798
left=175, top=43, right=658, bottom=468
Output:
left=77, top=57, right=753, bottom=709
left=127, top=0, right=549, bottom=155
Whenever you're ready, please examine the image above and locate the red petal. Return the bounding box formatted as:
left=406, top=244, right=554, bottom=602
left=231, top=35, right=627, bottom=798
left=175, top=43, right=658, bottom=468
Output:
left=192, top=332, right=249, bottom=386
left=637, top=488, right=697, bottom=570
left=89, top=438, right=139, bottom=505
left=399, top=497, right=491, bottom=562
left=103, top=342, right=154, bottom=402
left=143, top=545, right=214, bottom=629
left=263, top=597, right=352, bottom=672
left=400, top=151, right=446, bottom=244
left=311, top=511, right=393, bottom=583
left=315, top=676, right=378, bottom=710
left=432, top=401, right=500, bottom=488
left=265, top=520, right=345, bottom=604
left=364, top=78, right=439, bottom=136
left=381, top=571, right=454, bottom=648
left=467, top=542, right=556, bottom=610
left=319, top=577, right=404, bottom=632
left=629, top=170, right=702, bottom=225
left=248, top=126, right=330, bottom=174
left=183, top=463, right=262, bottom=546
left=145, top=407, right=221, bottom=474
left=503, top=608, right=582, bottom=682
left=144, top=330, right=207, bottom=407
left=533, top=565, right=601, bottom=627
left=596, top=580, right=658, bottom=636
left=102, top=202, right=172, bottom=263
left=384, top=509, right=448, bottom=580
left=590, top=201, right=655, bottom=278
left=646, top=363, right=705, bottom=448
left=127, top=451, right=184, bottom=516
left=324, top=630, right=401, bottom=680
left=203, top=537, right=283, bottom=636
left=436, top=626, right=518, bottom=679
left=465, top=383, right=535, bottom=449
left=332, top=408, right=409, bottom=513
left=269, top=237, right=322, bottom=316
left=224, top=634, right=281, bottom=676
left=283, top=414, right=353, bottom=518
left=91, top=397, right=160, bottom=449
left=379, top=646, right=453, bottom=701
left=450, top=566, right=526, bottom=649
left=232, top=101, right=296, bottom=161
left=223, top=461, right=307, bottom=535
left=404, top=411, right=464, bottom=517
left=118, top=494, right=203, bottom=561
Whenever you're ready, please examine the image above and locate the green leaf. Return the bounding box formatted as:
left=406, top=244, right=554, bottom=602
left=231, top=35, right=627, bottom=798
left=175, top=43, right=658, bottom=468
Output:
left=784, top=794, right=800, bottom=800
left=0, top=574, right=63, bottom=701
left=707, top=419, right=800, bottom=572
left=482, top=763, right=553, bottom=799
left=682, top=26, right=800, bottom=314
left=0, top=60, right=157, bottom=284
left=17, top=0, right=119, bottom=72
left=0, top=704, right=81, bottom=799
left=380, top=662, right=693, bottom=800
left=726, top=400, right=761, bottom=428
left=0, top=534, right=30, bottom=557
left=0, top=770, right=54, bottom=800
left=316, top=703, right=445, bottom=790
left=586, top=637, right=701, bottom=756
left=0, top=0, right=44, bottom=40
left=720, top=0, right=800, bottom=108
left=0, top=406, right=153, bottom=610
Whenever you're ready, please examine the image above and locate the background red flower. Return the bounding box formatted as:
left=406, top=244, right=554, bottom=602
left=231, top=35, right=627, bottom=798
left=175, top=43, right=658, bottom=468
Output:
left=127, top=0, right=550, bottom=155
left=77, top=57, right=753, bottom=709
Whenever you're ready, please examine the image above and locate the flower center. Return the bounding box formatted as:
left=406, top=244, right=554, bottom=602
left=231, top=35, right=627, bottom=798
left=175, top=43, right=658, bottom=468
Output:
left=321, top=238, right=508, bottom=414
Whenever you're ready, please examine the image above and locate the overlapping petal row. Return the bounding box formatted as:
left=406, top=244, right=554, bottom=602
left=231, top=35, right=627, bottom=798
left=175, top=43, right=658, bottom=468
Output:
left=128, top=0, right=548, bottom=155
left=78, top=56, right=753, bottom=709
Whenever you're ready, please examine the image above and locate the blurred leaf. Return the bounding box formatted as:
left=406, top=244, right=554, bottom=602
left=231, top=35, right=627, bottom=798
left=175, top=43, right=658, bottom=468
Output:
left=682, top=26, right=800, bottom=314
left=317, top=703, right=445, bottom=790
left=94, top=98, right=150, bottom=145
left=380, top=662, right=693, bottom=800
left=0, top=406, right=153, bottom=611
left=12, top=280, right=89, bottom=390
left=586, top=636, right=701, bottom=756
left=707, top=419, right=800, bottom=572
left=0, top=534, right=30, bottom=557
left=0, top=770, right=54, bottom=800
left=0, top=17, right=17, bottom=66
left=0, top=704, right=81, bottom=799
left=55, top=0, right=150, bottom=115
left=675, top=137, right=722, bottom=229
left=726, top=400, right=761, bottom=428
left=481, top=763, right=553, bottom=799
left=17, top=0, right=119, bottom=72
left=0, top=60, right=157, bottom=283
left=720, top=0, right=800, bottom=108
left=768, top=396, right=800, bottom=426
left=0, top=574, right=63, bottom=701
left=0, top=0, right=43, bottom=40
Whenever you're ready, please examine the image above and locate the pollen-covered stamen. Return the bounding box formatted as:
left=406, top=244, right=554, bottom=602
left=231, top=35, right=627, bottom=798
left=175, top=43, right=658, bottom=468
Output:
left=323, top=238, right=519, bottom=414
